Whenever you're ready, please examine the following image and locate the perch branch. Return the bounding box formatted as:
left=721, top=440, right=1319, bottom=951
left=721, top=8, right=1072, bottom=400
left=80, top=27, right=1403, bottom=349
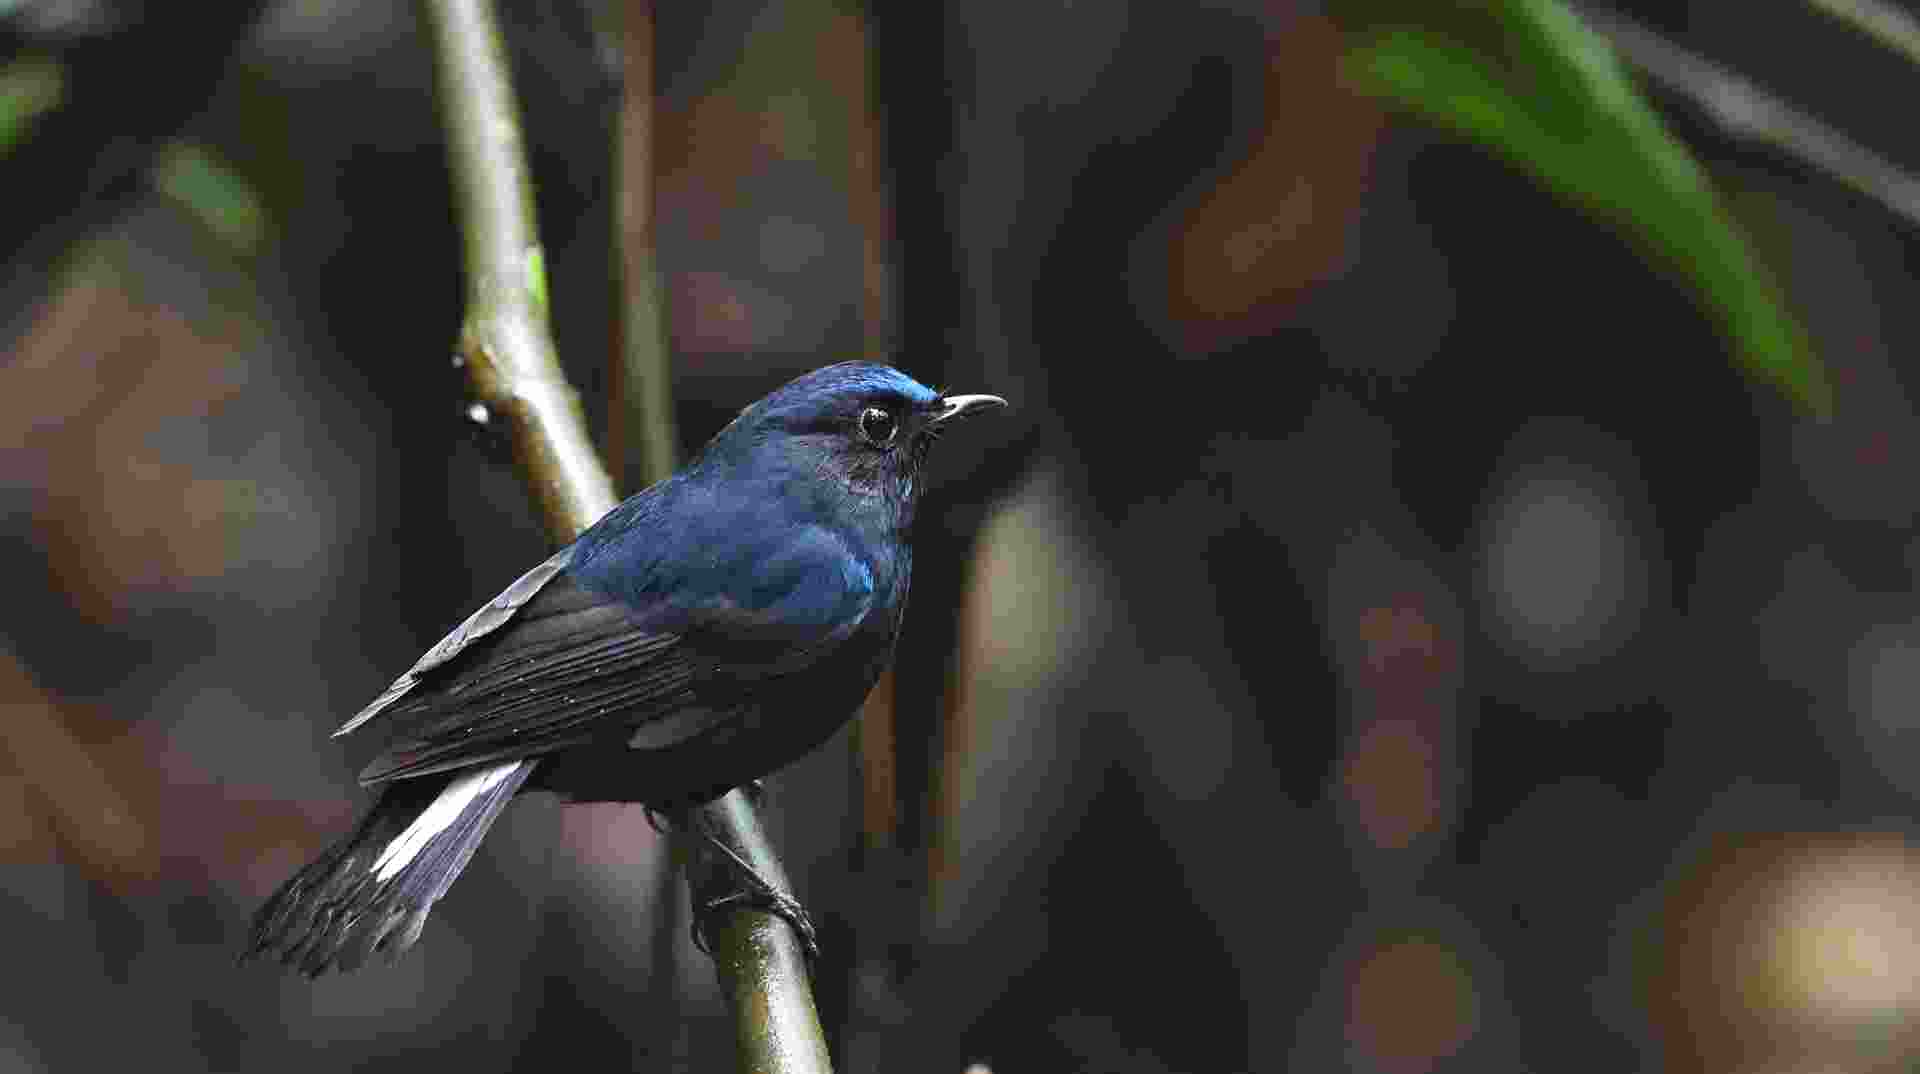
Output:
left=417, top=2, right=831, bottom=1070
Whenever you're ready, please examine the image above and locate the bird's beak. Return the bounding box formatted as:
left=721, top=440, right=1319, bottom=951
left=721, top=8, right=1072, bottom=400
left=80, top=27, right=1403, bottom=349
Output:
left=930, top=393, right=1008, bottom=425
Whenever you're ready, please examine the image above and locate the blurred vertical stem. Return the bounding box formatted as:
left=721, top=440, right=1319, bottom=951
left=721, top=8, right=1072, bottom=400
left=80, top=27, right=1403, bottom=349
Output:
left=417, top=2, right=830, bottom=1071
left=609, top=0, right=676, bottom=491
left=598, top=0, right=688, bottom=1037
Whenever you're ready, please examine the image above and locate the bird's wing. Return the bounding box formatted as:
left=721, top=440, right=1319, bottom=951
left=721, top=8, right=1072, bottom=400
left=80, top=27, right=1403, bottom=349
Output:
left=334, top=548, right=576, bottom=737
left=354, top=523, right=877, bottom=785
left=353, top=569, right=697, bottom=784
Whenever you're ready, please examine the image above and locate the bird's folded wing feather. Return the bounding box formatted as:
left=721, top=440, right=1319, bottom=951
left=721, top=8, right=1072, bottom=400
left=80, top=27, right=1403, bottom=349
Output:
left=334, top=548, right=576, bottom=738
left=353, top=570, right=698, bottom=784
left=350, top=523, right=878, bottom=785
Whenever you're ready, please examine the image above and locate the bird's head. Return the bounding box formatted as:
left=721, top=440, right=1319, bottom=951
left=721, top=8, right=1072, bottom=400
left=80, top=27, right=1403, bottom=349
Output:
left=700, top=362, right=1006, bottom=518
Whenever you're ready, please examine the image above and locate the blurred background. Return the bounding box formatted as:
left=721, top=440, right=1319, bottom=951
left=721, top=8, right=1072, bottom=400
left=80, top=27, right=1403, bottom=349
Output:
left=4, top=0, right=1920, bottom=1071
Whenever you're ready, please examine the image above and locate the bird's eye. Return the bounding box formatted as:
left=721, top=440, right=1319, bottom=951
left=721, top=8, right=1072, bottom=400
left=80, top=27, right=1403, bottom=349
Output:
left=858, top=406, right=897, bottom=446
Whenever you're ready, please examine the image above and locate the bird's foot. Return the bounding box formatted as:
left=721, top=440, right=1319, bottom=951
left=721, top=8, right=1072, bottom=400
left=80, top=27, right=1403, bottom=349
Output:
left=689, top=832, right=820, bottom=963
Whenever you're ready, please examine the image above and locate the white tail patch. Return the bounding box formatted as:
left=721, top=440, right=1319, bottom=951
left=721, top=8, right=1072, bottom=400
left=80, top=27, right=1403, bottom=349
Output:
left=372, top=762, right=524, bottom=882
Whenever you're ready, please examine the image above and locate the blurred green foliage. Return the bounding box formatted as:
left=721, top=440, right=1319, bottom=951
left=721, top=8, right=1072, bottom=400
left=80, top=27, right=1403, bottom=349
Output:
left=1342, top=0, right=1833, bottom=415
left=154, top=141, right=269, bottom=254
left=0, top=53, right=62, bottom=158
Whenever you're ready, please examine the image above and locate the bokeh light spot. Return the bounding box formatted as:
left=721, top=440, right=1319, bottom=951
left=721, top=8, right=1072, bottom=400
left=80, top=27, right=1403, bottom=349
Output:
left=1847, top=624, right=1920, bottom=795
left=1346, top=933, right=1478, bottom=1074
left=1482, top=469, right=1641, bottom=668
left=1767, top=841, right=1920, bottom=1027
left=1343, top=717, right=1439, bottom=851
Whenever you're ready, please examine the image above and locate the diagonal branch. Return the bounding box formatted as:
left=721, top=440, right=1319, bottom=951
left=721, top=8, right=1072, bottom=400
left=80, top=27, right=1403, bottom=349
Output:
left=416, top=2, right=830, bottom=1070
left=1809, top=0, right=1920, bottom=69
left=418, top=0, right=614, bottom=535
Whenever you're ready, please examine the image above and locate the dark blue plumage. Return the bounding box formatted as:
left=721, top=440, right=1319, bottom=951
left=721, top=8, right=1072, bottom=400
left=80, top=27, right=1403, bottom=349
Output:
left=243, top=363, right=1004, bottom=976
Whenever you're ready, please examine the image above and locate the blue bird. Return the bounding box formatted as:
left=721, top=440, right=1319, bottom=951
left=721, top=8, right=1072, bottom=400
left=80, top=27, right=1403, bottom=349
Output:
left=243, top=362, right=1005, bottom=976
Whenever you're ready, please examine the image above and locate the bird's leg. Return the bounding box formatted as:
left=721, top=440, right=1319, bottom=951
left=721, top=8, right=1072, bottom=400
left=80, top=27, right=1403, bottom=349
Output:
left=689, top=829, right=820, bottom=962
left=652, top=794, right=819, bottom=961
left=664, top=787, right=814, bottom=960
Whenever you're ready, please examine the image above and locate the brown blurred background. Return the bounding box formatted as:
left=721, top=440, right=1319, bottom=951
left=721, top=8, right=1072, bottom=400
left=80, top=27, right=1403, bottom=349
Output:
left=5, top=1, right=1920, bottom=1072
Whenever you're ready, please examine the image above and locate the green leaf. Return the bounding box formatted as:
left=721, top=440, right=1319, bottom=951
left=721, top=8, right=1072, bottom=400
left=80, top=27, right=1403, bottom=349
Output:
left=1345, top=2, right=1831, bottom=415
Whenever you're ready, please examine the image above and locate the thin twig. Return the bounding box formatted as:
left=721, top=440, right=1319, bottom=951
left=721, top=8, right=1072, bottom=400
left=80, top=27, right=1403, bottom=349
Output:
left=1808, top=0, right=1920, bottom=68
left=1583, top=7, right=1920, bottom=229
left=417, top=3, right=830, bottom=1071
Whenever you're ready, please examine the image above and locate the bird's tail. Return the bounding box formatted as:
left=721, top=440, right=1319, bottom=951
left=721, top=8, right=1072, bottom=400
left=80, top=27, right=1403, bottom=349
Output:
left=242, top=759, right=535, bottom=977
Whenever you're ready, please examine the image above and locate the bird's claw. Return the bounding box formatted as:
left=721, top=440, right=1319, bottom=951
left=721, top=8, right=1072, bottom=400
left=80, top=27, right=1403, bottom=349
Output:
left=659, top=783, right=817, bottom=962
left=690, top=864, right=821, bottom=963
